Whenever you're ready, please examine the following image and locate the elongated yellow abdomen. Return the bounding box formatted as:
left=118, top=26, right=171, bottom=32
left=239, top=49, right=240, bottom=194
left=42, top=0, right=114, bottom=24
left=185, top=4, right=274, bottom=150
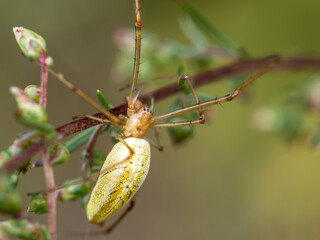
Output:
left=86, top=137, right=151, bottom=223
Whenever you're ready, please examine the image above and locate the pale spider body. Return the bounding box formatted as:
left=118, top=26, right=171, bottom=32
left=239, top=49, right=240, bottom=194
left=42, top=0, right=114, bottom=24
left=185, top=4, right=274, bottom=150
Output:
left=86, top=99, right=154, bottom=223
left=86, top=137, right=150, bottom=223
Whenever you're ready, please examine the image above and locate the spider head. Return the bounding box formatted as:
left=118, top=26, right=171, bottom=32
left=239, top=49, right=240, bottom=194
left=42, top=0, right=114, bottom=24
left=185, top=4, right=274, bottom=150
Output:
left=124, top=104, right=154, bottom=138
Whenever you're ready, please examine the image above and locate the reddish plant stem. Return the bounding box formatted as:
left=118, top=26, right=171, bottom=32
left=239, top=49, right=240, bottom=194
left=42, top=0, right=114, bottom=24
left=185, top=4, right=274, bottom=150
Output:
left=82, top=124, right=104, bottom=171
left=2, top=55, right=320, bottom=173
left=40, top=56, right=57, bottom=240
left=41, top=142, right=56, bottom=240
left=2, top=140, right=43, bottom=172
left=56, top=55, right=320, bottom=138
left=13, top=131, right=39, bottom=150
left=40, top=56, right=48, bottom=109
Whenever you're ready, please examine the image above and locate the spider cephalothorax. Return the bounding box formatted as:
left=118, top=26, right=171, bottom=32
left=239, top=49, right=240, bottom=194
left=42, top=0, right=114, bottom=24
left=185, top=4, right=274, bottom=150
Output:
left=125, top=99, right=154, bottom=138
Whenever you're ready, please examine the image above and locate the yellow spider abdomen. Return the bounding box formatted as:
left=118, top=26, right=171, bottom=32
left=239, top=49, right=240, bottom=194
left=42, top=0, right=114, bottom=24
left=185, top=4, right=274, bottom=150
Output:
left=86, top=137, right=150, bottom=223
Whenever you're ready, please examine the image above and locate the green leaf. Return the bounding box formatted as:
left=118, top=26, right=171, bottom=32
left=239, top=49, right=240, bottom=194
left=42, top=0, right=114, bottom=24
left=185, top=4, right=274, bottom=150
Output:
left=96, top=90, right=113, bottom=110
left=176, top=1, right=241, bottom=56
left=179, top=15, right=208, bottom=48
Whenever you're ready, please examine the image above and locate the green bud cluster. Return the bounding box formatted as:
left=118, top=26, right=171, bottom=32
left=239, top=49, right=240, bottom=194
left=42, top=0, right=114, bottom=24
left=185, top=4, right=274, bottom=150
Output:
left=0, top=171, right=21, bottom=215
left=27, top=194, right=47, bottom=214
left=24, top=85, right=41, bottom=103
left=10, top=86, right=47, bottom=124
left=48, top=143, right=70, bottom=166
left=59, top=178, right=90, bottom=201
left=0, top=219, right=50, bottom=240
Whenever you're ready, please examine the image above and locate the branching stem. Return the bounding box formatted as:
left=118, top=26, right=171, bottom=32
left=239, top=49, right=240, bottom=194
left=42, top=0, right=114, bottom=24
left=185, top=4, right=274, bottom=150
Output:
left=2, top=55, right=320, bottom=173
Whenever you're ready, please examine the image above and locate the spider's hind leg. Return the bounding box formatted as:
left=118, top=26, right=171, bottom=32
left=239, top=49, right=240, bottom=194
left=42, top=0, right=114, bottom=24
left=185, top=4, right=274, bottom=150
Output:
left=105, top=197, right=136, bottom=234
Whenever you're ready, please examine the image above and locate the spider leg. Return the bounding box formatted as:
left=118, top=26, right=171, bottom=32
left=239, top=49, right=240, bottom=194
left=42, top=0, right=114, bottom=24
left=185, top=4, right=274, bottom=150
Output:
left=128, top=0, right=142, bottom=107
left=151, top=119, right=204, bottom=128
left=152, top=57, right=279, bottom=125
left=46, top=68, right=122, bottom=126
left=144, top=131, right=163, bottom=151
left=153, top=128, right=163, bottom=151
left=81, top=115, right=114, bottom=125
left=151, top=74, right=207, bottom=128
left=105, top=197, right=136, bottom=234
left=180, top=75, right=206, bottom=123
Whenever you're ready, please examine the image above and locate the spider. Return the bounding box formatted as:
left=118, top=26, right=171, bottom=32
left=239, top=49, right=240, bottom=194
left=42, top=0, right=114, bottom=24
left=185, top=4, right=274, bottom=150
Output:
left=39, top=0, right=278, bottom=233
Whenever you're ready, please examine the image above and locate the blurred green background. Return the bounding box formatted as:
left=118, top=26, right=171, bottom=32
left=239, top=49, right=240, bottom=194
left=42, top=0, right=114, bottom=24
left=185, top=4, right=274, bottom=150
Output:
left=1, top=0, right=320, bottom=240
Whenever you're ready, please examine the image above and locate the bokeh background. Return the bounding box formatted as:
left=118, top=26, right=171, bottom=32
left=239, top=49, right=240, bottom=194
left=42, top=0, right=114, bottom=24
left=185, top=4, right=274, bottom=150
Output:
left=1, top=0, right=320, bottom=240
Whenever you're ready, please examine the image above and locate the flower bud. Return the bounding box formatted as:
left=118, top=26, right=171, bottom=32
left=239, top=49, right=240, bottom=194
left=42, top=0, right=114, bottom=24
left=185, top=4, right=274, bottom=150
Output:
left=48, top=143, right=70, bottom=166
left=24, top=85, right=41, bottom=102
left=0, top=219, right=50, bottom=240
left=33, top=143, right=69, bottom=167
left=13, top=27, right=47, bottom=61
left=0, top=172, right=21, bottom=215
left=10, top=86, right=48, bottom=124
left=45, top=56, right=54, bottom=68
left=59, top=178, right=90, bottom=201
left=27, top=194, right=47, bottom=214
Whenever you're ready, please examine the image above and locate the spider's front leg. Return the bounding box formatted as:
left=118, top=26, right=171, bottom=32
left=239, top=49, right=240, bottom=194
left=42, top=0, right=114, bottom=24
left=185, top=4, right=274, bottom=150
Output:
left=151, top=57, right=279, bottom=128
left=151, top=74, right=206, bottom=128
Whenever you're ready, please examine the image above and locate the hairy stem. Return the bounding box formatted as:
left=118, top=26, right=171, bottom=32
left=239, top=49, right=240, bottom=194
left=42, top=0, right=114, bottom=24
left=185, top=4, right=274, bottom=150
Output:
left=40, top=56, right=48, bottom=109
left=42, top=142, right=56, bottom=240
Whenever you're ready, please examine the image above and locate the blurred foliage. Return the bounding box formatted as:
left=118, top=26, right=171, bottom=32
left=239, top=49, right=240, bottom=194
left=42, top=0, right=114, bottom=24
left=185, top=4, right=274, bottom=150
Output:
left=28, top=194, right=47, bottom=215
left=0, top=0, right=320, bottom=239
left=0, top=219, right=50, bottom=240
left=252, top=73, right=320, bottom=143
